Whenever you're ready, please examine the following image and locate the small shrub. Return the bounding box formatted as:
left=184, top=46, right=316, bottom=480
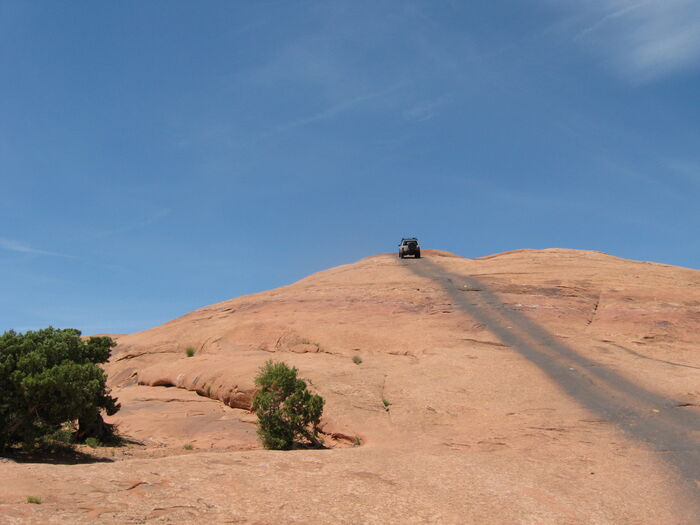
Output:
left=183, top=444, right=193, bottom=450
left=85, top=437, right=99, bottom=448
left=27, top=496, right=41, bottom=504
left=46, top=425, right=74, bottom=445
left=382, top=398, right=391, bottom=408
left=353, top=435, right=362, bottom=447
left=352, top=355, right=362, bottom=365
left=185, top=347, right=195, bottom=357
left=252, top=360, right=325, bottom=450
left=205, top=386, right=212, bottom=397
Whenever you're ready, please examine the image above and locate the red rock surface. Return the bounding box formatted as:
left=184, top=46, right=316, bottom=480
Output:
left=2, top=248, right=699, bottom=523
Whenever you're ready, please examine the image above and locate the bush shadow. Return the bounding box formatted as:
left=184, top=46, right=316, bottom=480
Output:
left=1, top=445, right=115, bottom=465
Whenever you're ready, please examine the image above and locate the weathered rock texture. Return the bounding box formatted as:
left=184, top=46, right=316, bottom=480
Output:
left=1, top=249, right=699, bottom=523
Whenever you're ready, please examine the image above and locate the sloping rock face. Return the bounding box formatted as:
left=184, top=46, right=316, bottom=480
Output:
left=2, top=249, right=700, bottom=524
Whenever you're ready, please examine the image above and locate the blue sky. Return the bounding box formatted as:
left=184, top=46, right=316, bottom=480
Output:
left=2, top=1, right=699, bottom=334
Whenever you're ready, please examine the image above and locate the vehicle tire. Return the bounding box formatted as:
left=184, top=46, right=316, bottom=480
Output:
left=399, top=252, right=403, bottom=259
left=415, top=251, right=421, bottom=259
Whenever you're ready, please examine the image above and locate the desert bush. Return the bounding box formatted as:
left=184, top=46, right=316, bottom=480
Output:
left=352, top=355, right=362, bottom=365
left=45, top=425, right=74, bottom=445
left=382, top=398, right=391, bottom=408
left=84, top=437, right=99, bottom=448
left=0, top=327, right=120, bottom=450
left=26, top=496, right=41, bottom=504
left=185, top=347, right=195, bottom=357
left=183, top=444, right=193, bottom=450
left=252, top=360, right=325, bottom=450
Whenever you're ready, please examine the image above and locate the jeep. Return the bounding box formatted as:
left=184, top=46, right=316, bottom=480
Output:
left=399, top=238, right=421, bottom=259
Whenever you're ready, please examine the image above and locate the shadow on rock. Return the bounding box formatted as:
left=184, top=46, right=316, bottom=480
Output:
left=402, top=256, right=700, bottom=502
left=1, top=445, right=116, bottom=465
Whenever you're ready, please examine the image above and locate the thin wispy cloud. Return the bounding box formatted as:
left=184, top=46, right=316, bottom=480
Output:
left=248, top=84, right=404, bottom=144
left=665, top=159, right=700, bottom=185
left=92, top=208, right=170, bottom=239
left=574, top=2, right=647, bottom=41
left=0, top=238, right=76, bottom=258
left=554, top=0, right=700, bottom=81
left=403, top=95, right=452, bottom=122
left=273, top=86, right=399, bottom=134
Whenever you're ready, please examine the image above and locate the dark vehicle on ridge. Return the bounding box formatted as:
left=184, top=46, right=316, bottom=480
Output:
left=399, top=238, right=421, bottom=259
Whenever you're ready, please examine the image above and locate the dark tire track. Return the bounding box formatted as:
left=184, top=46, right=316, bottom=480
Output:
left=601, top=341, right=700, bottom=370
left=586, top=292, right=601, bottom=327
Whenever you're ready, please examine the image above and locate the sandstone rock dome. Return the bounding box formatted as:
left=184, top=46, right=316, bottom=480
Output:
left=3, top=249, right=699, bottom=523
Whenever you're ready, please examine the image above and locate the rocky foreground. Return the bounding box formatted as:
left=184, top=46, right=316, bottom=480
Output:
left=2, top=249, right=700, bottom=523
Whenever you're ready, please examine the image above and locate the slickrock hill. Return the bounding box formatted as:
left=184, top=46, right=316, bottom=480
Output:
left=2, top=249, right=700, bottom=524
